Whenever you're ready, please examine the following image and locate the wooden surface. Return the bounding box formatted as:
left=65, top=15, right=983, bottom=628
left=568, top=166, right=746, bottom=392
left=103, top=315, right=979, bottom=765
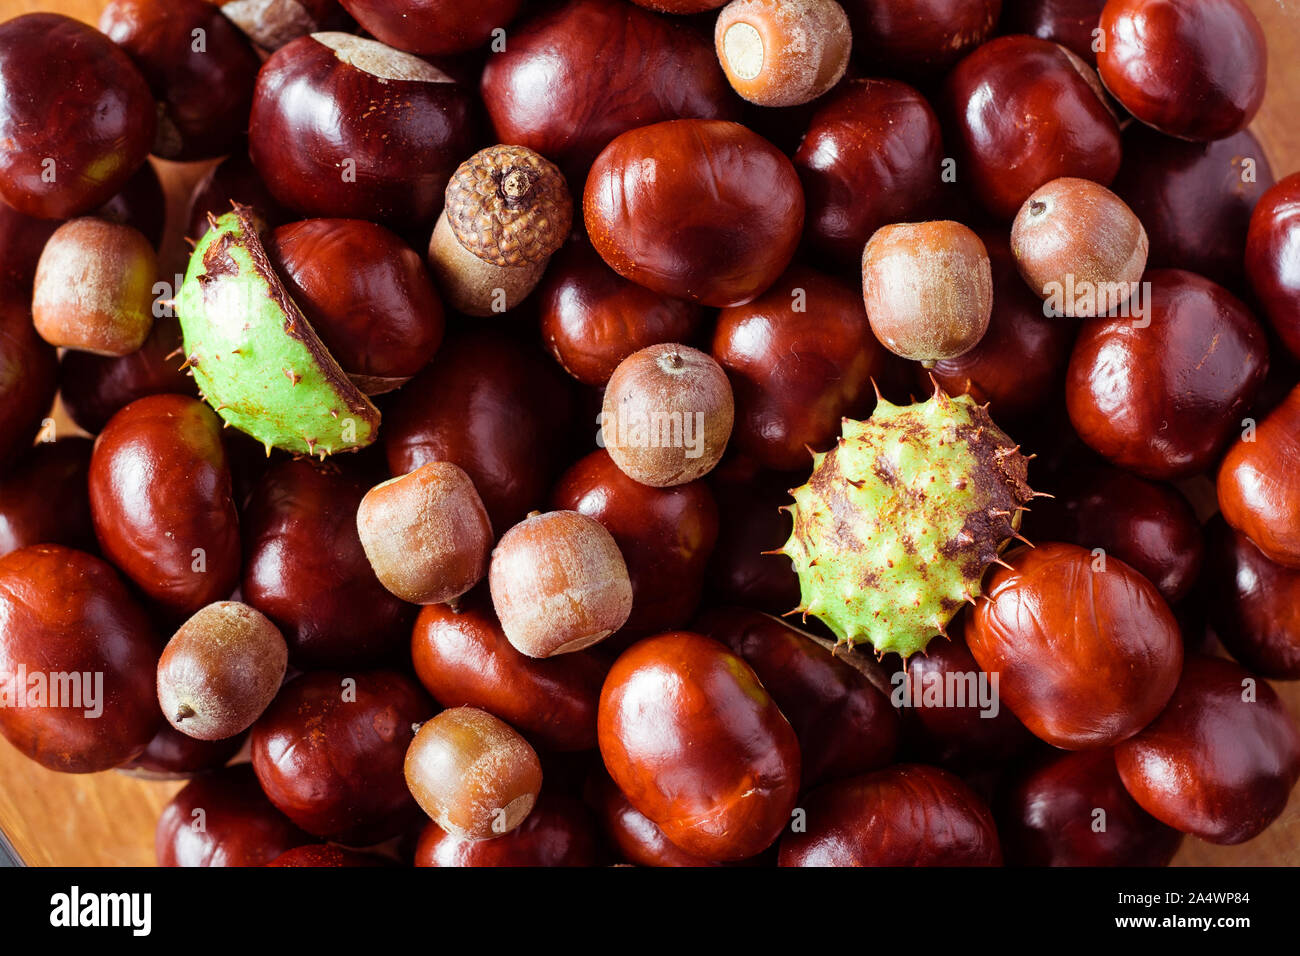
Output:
left=1, top=0, right=1299, bottom=867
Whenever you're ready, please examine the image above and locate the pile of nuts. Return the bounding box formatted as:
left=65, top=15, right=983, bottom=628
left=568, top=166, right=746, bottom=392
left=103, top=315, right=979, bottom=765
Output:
left=0, top=0, right=1297, bottom=868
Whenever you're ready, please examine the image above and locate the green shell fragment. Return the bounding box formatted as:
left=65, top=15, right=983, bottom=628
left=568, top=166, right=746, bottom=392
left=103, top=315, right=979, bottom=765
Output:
left=175, top=207, right=379, bottom=457
left=780, top=389, right=1035, bottom=659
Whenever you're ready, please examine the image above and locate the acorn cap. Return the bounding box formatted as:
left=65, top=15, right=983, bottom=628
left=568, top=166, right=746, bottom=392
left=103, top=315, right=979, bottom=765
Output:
left=444, top=145, right=573, bottom=268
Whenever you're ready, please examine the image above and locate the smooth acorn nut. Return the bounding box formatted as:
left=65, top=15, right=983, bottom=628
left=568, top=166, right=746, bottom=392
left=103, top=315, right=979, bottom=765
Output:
left=32, top=219, right=157, bottom=356
left=404, top=706, right=543, bottom=840
left=601, top=344, right=735, bottom=487
left=157, top=601, right=288, bottom=741
left=715, top=0, right=852, bottom=108
left=357, top=462, right=493, bottom=606
left=489, top=510, right=633, bottom=657
left=862, top=221, right=993, bottom=363
left=1011, top=178, right=1148, bottom=317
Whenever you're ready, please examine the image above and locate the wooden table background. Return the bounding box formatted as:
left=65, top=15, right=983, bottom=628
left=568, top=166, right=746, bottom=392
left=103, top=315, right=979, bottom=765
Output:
left=1, top=0, right=1298, bottom=866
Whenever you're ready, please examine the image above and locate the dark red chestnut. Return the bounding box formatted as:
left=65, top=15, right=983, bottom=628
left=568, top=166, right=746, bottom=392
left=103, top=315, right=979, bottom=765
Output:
left=185, top=153, right=289, bottom=243
left=996, top=749, right=1183, bottom=866
left=385, top=330, right=576, bottom=532
left=267, top=845, right=388, bottom=866
left=1245, top=173, right=1300, bottom=361
left=0, top=545, right=160, bottom=773
left=156, top=765, right=309, bottom=867
left=121, top=724, right=244, bottom=779
left=585, top=120, right=804, bottom=308
left=793, top=78, right=945, bottom=267
left=969, top=542, right=1183, bottom=750
left=414, top=792, right=601, bottom=867
left=411, top=593, right=607, bottom=752
left=0, top=197, right=60, bottom=296
left=89, top=395, right=240, bottom=619
left=251, top=670, right=433, bottom=845
left=597, top=631, right=800, bottom=861
left=704, top=458, right=801, bottom=614
left=591, top=772, right=725, bottom=867
left=479, top=0, right=738, bottom=176
left=943, top=34, right=1120, bottom=220
left=1218, top=384, right=1300, bottom=569
left=1205, top=518, right=1300, bottom=680
left=0, top=438, right=95, bottom=558
left=96, top=159, right=166, bottom=250
left=100, top=0, right=262, bottom=161
left=0, top=13, right=155, bottom=219
left=0, top=289, right=58, bottom=472
left=218, top=0, right=352, bottom=52
left=249, top=32, right=477, bottom=229
left=339, top=0, right=524, bottom=55
left=778, top=764, right=1002, bottom=866
left=841, top=0, right=1001, bottom=75
left=1003, top=0, right=1106, bottom=64
left=264, top=219, right=444, bottom=394
left=241, top=458, right=415, bottom=669
left=1115, top=655, right=1300, bottom=845
left=1066, top=269, right=1268, bottom=480
left=1098, top=0, right=1265, bottom=142
left=553, top=449, right=719, bottom=642
left=695, top=607, right=899, bottom=787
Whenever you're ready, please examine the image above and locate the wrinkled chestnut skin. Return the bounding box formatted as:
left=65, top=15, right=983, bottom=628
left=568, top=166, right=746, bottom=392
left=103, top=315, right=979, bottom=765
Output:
left=1066, top=269, right=1268, bottom=480
left=696, top=607, right=899, bottom=787
left=414, top=792, right=601, bottom=867
left=713, top=266, right=887, bottom=471
left=1245, top=173, right=1300, bottom=360
left=1027, top=463, right=1203, bottom=604
left=0, top=292, right=58, bottom=472
left=59, top=318, right=196, bottom=435
left=251, top=670, right=432, bottom=845
left=553, top=450, right=719, bottom=642
left=156, top=765, right=310, bottom=867
left=121, top=724, right=244, bottom=779
left=1116, top=656, right=1300, bottom=845
left=1205, top=519, right=1300, bottom=680
left=705, top=458, right=801, bottom=614
left=793, top=79, right=945, bottom=267
left=591, top=773, right=726, bottom=867
left=1113, top=126, right=1274, bottom=290
left=186, top=153, right=289, bottom=243
left=969, top=543, right=1183, bottom=750
left=411, top=594, right=607, bottom=752
left=1098, top=0, right=1265, bottom=142
left=538, top=236, right=704, bottom=387
left=1003, top=0, right=1106, bottom=64
left=249, top=34, right=477, bottom=229
left=924, top=230, right=1075, bottom=422
left=89, top=395, right=240, bottom=619
left=902, top=619, right=1035, bottom=771
left=0, top=545, right=160, bottom=773
left=100, top=0, right=262, bottom=161
left=996, top=749, right=1183, bottom=866
left=265, top=219, right=444, bottom=391
left=479, top=0, right=738, bottom=176
left=585, top=120, right=804, bottom=308
left=340, top=0, right=524, bottom=55
left=0, top=438, right=95, bottom=558
left=841, top=0, right=1000, bottom=75
left=385, top=331, right=576, bottom=532
left=242, top=458, right=415, bottom=669
left=943, top=35, right=1120, bottom=220
left=779, top=765, right=1002, bottom=866
left=598, top=631, right=800, bottom=861
left=0, top=14, right=155, bottom=219
left=1218, top=384, right=1300, bottom=569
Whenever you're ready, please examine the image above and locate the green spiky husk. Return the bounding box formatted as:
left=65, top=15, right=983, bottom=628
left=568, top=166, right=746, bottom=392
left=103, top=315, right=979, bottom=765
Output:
left=780, top=390, right=1034, bottom=659
left=175, top=207, right=379, bottom=457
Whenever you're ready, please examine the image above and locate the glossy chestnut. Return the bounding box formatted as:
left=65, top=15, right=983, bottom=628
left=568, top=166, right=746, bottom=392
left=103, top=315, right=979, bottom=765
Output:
left=251, top=670, right=432, bottom=845
left=339, top=0, right=524, bottom=55
left=704, top=458, right=801, bottom=613
left=1115, top=655, right=1300, bottom=845
left=414, top=792, right=600, bottom=867
left=633, top=0, right=727, bottom=9
left=584, top=120, right=804, bottom=308
left=100, top=0, right=262, bottom=161
left=0, top=545, right=160, bottom=773
left=793, top=78, right=946, bottom=267
left=1066, top=269, right=1268, bottom=480
left=0, top=197, right=60, bottom=296
left=1205, top=518, right=1300, bottom=680
left=267, top=845, right=389, bottom=867
left=249, top=32, right=477, bottom=228
left=996, top=749, right=1183, bottom=866
left=1217, top=384, right=1300, bottom=568
left=241, top=458, right=415, bottom=668
left=0, top=13, right=155, bottom=219
left=97, top=160, right=166, bottom=250
left=597, top=631, right=801, bottom=861
left=778, top=764, right=1002, bottom=866
left=186, top=153, right=289, bottom=243
left=943, top=34, right=1120, bottom=220
left=1003, top=0, right=1106, bottom=64
left=121, top=724, right=244, bottom=779
left=479, top=0, right=738, bottom=175
left=265, top=218, right=444, bottom=393
left=0, top=438, right=95, bottom=558
left=840, top=0, right=1001, bottom=75
left=156, top=765, right=309, bottom=867
left=968, top=543, right=1183, bottom=749
left=1098, top=0, right=1265, bottom=142
left=1245, top=173, right=1300, bottom=360
left=0, top=289, right=58, bottom=471
left=591, top=772, right=725, bottom=867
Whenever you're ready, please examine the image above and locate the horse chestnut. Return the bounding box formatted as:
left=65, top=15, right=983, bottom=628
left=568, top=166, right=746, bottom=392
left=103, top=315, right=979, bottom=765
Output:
left=1217, top=383, right=1300, bottom=569
left=1245, top=172, right=1300, bottom=360
left=1205, top=518, right=1300, bottom=680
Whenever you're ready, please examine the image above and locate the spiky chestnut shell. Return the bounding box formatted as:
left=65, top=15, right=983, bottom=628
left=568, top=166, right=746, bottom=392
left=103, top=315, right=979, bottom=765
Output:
left=175, top=206, right=379, bottom=457
left=780, top=389, right=1034, bottom=658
